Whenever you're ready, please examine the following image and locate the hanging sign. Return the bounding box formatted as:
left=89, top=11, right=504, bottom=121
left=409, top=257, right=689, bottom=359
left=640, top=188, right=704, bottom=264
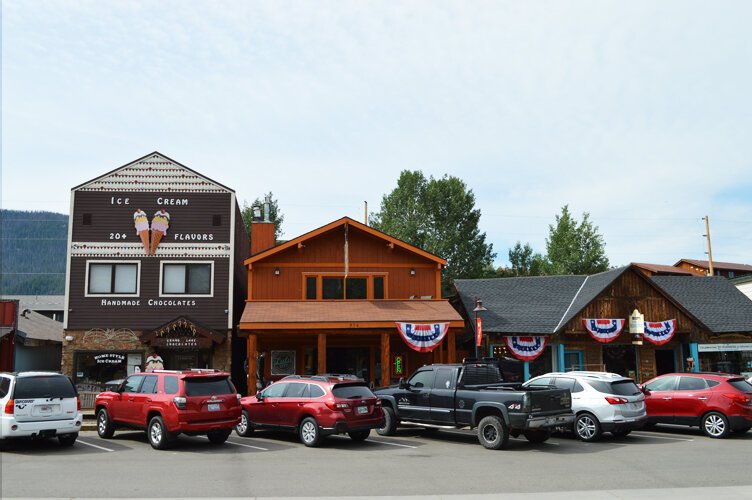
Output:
left=476, top=317, right=483, bottom=347
left=643, top=319, right=676, bottom=346
left=504, top=336, right=548, bottom=361
left=395, top=322, right=449, bottom=353
left=583, top=319, right=625, bottom=343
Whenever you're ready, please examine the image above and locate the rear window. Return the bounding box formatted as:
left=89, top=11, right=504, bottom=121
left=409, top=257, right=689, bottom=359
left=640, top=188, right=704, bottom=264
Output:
left=184, top=376, right=234, bottom=396
left=0, top=377, right=10, bottom=398
left=587, top=379, right=641, bottom=396
left=727, top=379, right=752, bottom=392
left=332, top=383, right=374, bottom=399
left=14, top=375, right=76, bottom=399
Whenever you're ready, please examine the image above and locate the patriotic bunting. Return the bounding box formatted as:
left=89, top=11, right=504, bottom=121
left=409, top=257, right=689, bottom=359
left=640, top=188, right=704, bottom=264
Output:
left=395, top=322, right=449, bottom=353
left=643, top=319, right=676, bottom=346
left=583, top=319, right=625, bottom=343
left=505, top=336, right=548, bottom=361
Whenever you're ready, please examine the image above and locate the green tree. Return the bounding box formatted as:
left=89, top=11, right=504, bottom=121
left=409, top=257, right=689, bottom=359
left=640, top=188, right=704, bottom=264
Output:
left=370, top=171, right=496, bottom=295
left=506, top=241, right=547, bottom=277
left=241, top=192, right=285, bottom=240
left=545, top=205, right=609, bottom=275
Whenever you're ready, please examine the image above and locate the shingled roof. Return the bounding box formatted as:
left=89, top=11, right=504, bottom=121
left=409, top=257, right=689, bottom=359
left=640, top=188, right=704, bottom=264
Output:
left=650, top=276, right=752, bottom=333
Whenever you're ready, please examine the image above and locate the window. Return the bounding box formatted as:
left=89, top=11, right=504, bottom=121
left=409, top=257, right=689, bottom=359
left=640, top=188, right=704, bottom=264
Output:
left=305, top=277, right=317, bottom=300
left=332, top=383, right=375, bottom=399
left=140, top=376, right=158, bottom=394
left=87, top=262, right=139, bottom=295
left=309, top=385, right=325, bottom=398
left=262, top=382, right=288, bottom=398
left=588, top=380, right=641, bottom=396
left=13, top=375, right=76, bottom=399
left=0, top=377, right=10, bottom=398
left=322, top=277, right=344, bottom=299
left=645, top=376, right=678, bottom=392
left=553, top=377, right=576, bottom=392
left=433, top=368, right=454, bottom=390
left=408, top=370, right=434, bottom=389
left=305, top=274, right=388, bottom=300
left=346, top=278, right=367, bottom=299
left=164, top=376, right=179, bottom=394
left=162, top=262, right=212, bottom=296
left=527, top=377, right=553, bottom=388
left=184, top=377, right=234, bottom=396
left=123, top=375, right=145, bottom=393
left=373, top=277, right=385, bottom=299
left=678, top=377, right=707, bottom=391
left=284, top=382, right=308, bottom=398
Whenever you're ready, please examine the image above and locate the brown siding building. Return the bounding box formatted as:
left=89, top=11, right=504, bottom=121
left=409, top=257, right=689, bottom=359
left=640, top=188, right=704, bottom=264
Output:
left=62, top=152, right=249, bottom=401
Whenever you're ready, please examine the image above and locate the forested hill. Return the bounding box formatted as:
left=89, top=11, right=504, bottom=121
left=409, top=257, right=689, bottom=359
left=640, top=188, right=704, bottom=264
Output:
left=1, top=210, right=68, bottom=294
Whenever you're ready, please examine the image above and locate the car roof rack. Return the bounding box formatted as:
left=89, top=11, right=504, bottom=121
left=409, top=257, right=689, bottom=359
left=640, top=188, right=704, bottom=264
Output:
left=282, top=374, right=363, bottom=382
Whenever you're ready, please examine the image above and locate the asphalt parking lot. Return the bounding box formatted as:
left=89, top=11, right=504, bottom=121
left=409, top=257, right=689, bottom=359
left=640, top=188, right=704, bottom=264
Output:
left=2, top=424, right=752, bottom=499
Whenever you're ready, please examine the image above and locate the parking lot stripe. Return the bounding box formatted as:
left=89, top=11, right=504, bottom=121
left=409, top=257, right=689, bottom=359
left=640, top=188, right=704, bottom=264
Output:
left=76, top=439, right=115, bottom=452
left=632, top=432, right=694, bottom=441
left=225, top=440, right=269, bottom=451
left=366, top=439, right=418, bottom=449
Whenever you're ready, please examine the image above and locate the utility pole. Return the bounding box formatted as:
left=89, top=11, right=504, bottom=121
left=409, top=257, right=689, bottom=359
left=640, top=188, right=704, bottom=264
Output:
left=364, top=201, right=368, bottom=225
left=703, top=215, right=714, bottom=276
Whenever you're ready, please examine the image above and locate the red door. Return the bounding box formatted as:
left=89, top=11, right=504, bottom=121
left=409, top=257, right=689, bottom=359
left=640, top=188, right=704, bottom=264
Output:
left=276, top=382, right=308, bottom=428
left=251, top=382, right=288, bottom=425
left=644, top=375, right=679, bottom=423
left=673, top=376, right=714, bottom=424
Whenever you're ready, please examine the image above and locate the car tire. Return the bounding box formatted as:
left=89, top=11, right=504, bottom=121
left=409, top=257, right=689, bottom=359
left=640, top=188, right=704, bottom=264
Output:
left=299, top=417, right=323, bottom=447
left=575, top=413, right=602, bottom=442
left=701, top=411, right=730, bottom=439
left=97, top=408, right=115, bottom=439
left=611, top=429, right=632, bottom=438
left=523, top=430, right=550, bottom=444
left=236, top=410, right=255, bottom=437
left=148, top=415, right=175, bottom=450
left=477, top=415, right=509, bottom=450
left=207, top=429, right=231, bottom=445
left=58, top=433, right=78, bottom=447
left=348, top=430, right=370, bottom=441
left=376, top=406, right=398, bottom=436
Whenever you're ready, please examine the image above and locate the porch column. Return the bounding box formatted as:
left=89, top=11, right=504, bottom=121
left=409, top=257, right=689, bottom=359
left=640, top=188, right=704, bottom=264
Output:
left=381, top=332, right=390, bottom=387
left=246, top=334, right=257, bottom=396
left=317, top=334, right=327, bottom=374
left=523, top=361, right=530, bottom=381
left=557, top=343, right=565, bottom=372
left=689, top=342, right=700, bottom=373
left=447, top=329, right=456, bottom=363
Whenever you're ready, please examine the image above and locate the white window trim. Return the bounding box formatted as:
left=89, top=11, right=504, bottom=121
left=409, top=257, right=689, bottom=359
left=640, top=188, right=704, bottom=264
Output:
left=159, top=260, right=214, bottom=298
left=84, top=260, right=141, bottom=298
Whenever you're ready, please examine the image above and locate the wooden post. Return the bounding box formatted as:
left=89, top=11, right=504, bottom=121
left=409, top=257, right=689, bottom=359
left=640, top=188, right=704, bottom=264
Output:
left=381, top=332, right=390, bottom=387
left=369, top=345, right=376, bottom=387
left=246, top=334, right=257, bottom=395
left=317, top=334, right=327, bottom=374
left=447, top=329, right=456, bottom=363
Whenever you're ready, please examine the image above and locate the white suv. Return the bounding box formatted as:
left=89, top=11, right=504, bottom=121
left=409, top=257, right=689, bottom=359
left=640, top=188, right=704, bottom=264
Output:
left=0, top=372, right=83, bottom=446
left=524, top=371, right=647, bottom=442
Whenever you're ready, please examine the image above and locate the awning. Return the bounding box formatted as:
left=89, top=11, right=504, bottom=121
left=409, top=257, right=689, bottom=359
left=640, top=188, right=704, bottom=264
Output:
left=240, top=300, right=464, bottom=330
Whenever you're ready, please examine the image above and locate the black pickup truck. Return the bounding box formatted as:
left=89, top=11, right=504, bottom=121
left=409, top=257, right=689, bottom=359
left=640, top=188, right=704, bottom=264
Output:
left=374, top=360, right=574, bottom=449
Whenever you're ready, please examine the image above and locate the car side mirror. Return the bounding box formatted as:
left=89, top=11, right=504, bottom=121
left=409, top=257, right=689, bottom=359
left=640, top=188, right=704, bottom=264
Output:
left=398, top=377, right=407, bottom=389
left=640, top=385, right=650, bottom=395
left=256, top=392, right=265, bottom=402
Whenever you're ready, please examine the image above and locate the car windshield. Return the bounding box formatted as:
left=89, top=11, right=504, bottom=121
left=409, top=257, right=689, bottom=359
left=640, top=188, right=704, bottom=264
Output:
left=14, top=375, right=76, bottom=399
left=727, top=379, right=752, bottom=392
left=184, top=376, right=234, bottom=396
left=332, top=383, right=374, bottom=399
left=587, top=379, right=641, bottom=396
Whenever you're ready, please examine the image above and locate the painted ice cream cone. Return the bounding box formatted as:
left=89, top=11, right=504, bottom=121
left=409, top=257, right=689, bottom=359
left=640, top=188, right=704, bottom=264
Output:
left=133, top=209, right=150, bottom=255
left=150, top=209, right=170, bottom=255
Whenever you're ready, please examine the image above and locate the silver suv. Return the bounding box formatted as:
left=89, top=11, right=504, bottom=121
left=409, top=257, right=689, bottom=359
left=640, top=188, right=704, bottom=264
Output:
left=0, top=372, right=83, bottom=446
left=524, top=371, right=646, bottom=441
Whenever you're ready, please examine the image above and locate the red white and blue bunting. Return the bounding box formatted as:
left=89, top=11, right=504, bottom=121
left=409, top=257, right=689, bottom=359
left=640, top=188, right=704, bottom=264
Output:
left=504, top=336, right=548, bottom=361
left=395, top=322, right=449, bottom=353
left=583, top=319, right=625, bottom=343
left=643, top=319, right=676, bottom=346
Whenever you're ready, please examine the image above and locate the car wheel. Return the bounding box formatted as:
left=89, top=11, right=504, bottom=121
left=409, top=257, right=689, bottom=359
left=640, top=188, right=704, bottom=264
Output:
left=58, top=433, right=78, bottom=447
left=299, top=417, right=322, bottom=447
left=523, top=430, right=550, bottom=444
left=348, top=430, right=370, bottom=441
left=701, top=411, right=730, bottom=439
left=575, top=413, right=602, bottom=442
left=148, top=415, right=175, bottom=450
left=376, top=406, right=398, bottom=436
left=236, top=410, right=255, bottom=437
left=207, top=429, right=231, bottom=445
left=477, top=415, right=509, bottom=450
left=612, top=429, right=632, bottom=438
left=96, top=408, right=115, bottom=439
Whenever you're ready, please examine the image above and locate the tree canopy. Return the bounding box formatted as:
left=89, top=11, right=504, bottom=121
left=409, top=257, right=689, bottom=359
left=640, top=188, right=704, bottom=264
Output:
left=370, top=170, right=496, bottom=295
left=545, top=205, right=609, bottom=275
left=241, top=192, right=285, bottom=241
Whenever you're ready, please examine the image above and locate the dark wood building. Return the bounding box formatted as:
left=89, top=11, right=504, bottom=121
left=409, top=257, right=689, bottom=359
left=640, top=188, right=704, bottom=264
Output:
left=62, top=152, right=249, bottom=400
left=239, top=217, right=464, bottom=394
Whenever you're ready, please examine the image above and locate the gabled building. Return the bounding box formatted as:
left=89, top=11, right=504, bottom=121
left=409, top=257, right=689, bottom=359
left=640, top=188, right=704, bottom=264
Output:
left=454, top=264, right=752, bottom=382
left=674, top=259, right=752, bottom=279
left=239, top=216, right=464, bottom=393
left=62, top=152, right=249, bottom=397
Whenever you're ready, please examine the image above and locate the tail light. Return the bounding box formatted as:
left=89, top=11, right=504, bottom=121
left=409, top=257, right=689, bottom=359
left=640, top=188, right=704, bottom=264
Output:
left=77, top=397, right=82, bottom=411
left=605, top=397, right=628, bottom=405
left=723, top=393, right=749, bottom=405
left=173, top=396, right=187, bottom=409
left=325, top=401, right=350, bottom=411
left=4, top=400, right=13, bottom=414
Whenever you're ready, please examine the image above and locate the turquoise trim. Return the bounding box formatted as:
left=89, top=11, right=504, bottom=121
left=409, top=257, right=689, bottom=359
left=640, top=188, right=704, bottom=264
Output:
left=557, top=344, right=565, bottom=372
left=563, top=350, right=584, bottom=371
left=523, top=361, right=530, bottom=381
left=689, top=342, right=700, bottom=372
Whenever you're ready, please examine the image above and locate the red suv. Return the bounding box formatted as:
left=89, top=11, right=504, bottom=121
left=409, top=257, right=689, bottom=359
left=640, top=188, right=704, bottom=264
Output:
left=95, top=369, right=241, bottom=449
left=642, top=372, right=752, bottom=438
left=236, top=375, right=384, bottom=447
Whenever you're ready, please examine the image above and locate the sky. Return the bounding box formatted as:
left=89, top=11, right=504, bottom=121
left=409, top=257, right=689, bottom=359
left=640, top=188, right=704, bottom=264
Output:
left=2, top=1, right=751, bottom=268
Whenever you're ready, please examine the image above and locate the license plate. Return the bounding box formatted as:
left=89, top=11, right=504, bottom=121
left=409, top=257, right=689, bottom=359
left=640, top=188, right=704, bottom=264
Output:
left=356, top=406, right=368, bottom=415
left=208, top=403, right=220, bottom=411
left=39, top=405, right=52, bottom=413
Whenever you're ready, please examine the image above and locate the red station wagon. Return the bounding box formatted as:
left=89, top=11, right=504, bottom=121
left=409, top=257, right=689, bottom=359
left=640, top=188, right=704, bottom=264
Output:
left=642, top=372, right=752, bottom=438
left=95, top=369, right=241, bottom=449
left=236, top=375, right=384, bottom=447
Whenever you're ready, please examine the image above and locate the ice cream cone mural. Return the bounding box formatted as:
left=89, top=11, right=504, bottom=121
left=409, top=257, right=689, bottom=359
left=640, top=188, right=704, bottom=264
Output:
left=133, top=209, right=150, bottom=255
left=150, top=209, right=170, bottom=255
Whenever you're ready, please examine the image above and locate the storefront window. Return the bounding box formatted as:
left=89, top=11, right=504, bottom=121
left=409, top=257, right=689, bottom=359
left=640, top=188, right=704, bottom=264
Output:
left=699, top=349, right=752, bottom=377
left=74, top=351, right=143, bottom=392
left=530, top=347, right=553, bottom=378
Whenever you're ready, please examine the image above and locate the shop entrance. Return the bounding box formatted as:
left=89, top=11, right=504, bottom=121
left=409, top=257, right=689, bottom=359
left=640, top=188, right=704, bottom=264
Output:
left=655, top=349, right=676, bottom=375
left=158, top=350, right=211, bottom=371
left=603, top=344, right=637, bottom=379
left=326, top=347, right=370, bottom=382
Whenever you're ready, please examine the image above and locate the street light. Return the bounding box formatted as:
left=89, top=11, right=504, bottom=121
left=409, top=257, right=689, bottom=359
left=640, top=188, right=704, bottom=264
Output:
left=473, top=297, right=487, bottom=359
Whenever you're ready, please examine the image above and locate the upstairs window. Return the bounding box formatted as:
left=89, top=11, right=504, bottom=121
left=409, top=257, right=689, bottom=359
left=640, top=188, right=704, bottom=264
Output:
left=87, top=262, right=139, bottom=296
left=307, top=274, right=387, bottom=300
left=162, top=262, right=213, bottom=296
